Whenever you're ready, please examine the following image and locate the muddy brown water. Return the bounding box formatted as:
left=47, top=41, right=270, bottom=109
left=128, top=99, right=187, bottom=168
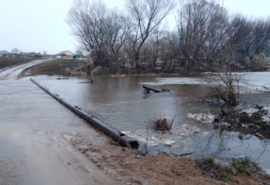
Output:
left=33, top=74, right=270, bottom=175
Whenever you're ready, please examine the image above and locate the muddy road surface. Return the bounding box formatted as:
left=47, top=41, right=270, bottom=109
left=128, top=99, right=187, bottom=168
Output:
left=0, top=59, right=51, bottom=80
left=0, top=60, right=118, bottom=185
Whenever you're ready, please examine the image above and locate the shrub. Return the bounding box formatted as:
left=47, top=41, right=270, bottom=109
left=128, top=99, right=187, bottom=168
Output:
left=149, top=115, right=174, bottom=131
left=205, top=43, right=243, bottom=105
left=250, top=53, right=270, bottom=71
left=90, top=66, right=102, bottom=75
left=206, top=71, right=242, bottom=105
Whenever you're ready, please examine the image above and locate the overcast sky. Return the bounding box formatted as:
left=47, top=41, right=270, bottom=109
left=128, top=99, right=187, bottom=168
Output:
left=1, top=0, right=270, bottom=54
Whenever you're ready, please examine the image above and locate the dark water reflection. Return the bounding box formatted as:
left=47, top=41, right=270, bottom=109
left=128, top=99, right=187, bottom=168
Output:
left=34, top=75, right=270, bottom=174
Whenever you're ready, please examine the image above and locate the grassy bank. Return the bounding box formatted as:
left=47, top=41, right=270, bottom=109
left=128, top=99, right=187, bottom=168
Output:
left=32, top=59, right=85, bottom=75
left=0, top=58, right=33, bottom=69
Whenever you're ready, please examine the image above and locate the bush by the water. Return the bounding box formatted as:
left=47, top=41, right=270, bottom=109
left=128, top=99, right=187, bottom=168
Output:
left=149, top=115, right=174, bottom=131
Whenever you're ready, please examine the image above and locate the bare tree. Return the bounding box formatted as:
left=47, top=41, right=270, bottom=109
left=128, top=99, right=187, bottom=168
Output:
left=177, top=0, right=229, bottom=70
left=103, top=12, right=131, bottom=73
left=159, top=32, right=182, bottom=72
left=206, top=42, right=242, bottom=105
left=11, top=48, right=20, bottom=54
left=139, top=30, right=180, bottom=73
left=250, top=19, right=270, bottom=56
left=126, top=0, right=175, bottom=71
left=229, top=14, right=253, bottom=62
left=66, top=0, right=270, bottom=75
left=176, top=0, right=244, bottom=105
left=229, top=15, right=270, bottom=67
left=67, top=0, right=130, bottom=73
left=67, top=0, right=109, bottom=67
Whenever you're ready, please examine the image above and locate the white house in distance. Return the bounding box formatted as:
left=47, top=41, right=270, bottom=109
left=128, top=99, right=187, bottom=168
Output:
left=55, top=50, right=74, bottom=59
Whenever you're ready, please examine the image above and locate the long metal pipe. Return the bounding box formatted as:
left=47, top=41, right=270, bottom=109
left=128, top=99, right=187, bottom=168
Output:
left=30, top=78, right=139, bottom=149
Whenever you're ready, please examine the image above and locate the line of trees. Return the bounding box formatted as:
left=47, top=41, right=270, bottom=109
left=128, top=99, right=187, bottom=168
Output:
left=67, top=0, right=270, bottom=74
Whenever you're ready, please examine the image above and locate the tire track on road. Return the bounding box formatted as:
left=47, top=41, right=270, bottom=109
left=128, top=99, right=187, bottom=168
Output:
left=0, top=59, right=51, bottom=80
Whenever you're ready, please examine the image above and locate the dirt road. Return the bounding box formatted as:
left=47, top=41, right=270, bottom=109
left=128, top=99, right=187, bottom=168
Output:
left=0, top=59, right=52, bottom=80
left=0, top=60, right=118, bottom=185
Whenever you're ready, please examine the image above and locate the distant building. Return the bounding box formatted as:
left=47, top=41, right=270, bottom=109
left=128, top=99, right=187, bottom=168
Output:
left=45, top=54, right=56, bottom=59
left=23, top=52, right=42, bottom=58
left=55, top=50, right=74, bottom=59
left=0, top=50, right=9, bottom=57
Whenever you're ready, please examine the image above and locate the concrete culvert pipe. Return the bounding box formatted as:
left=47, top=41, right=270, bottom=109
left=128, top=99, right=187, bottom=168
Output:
left=30, top=78, right=139, bottom=149
left=119, top=135, right=140, bottom=149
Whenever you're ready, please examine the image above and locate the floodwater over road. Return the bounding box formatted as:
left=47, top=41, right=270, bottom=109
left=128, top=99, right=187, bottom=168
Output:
left=33, top=73, right=270, bottom=174
left=0, top=61, right=118, bottom=185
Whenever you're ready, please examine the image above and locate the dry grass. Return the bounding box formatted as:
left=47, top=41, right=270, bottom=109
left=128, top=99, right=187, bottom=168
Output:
left=91, top=66, right=103, bottom=75
left=0, top=58, right=33, bottom=69
left=196, top=157, right=270, bottom=183
left=33, top=59, right=85, bottom=75
left=250, top=53, right=270, bottom=71
left=149, top=115, right=175, bottom=131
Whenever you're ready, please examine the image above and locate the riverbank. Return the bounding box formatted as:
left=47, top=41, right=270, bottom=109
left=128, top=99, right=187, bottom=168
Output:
left=188, top=105, right=270, bottom=139
left=24, top=58, right=188, bottom=77
left=24, top=59, right=85, bottom=76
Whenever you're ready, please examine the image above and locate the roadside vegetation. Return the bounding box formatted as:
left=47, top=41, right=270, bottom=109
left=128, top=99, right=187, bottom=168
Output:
left=32, top=59, right=85, bottom=75
left=0, top=58, right=33, bottom=69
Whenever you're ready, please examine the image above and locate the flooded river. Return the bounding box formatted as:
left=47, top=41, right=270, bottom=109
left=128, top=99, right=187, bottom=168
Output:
left=33, top=73, right=270, bottom=174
